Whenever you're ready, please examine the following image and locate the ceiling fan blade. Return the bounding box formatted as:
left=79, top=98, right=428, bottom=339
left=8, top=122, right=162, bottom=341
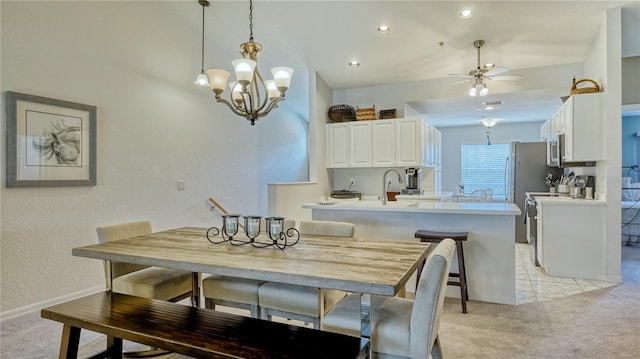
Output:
left=448, top=74, right=475, bottom=79
left=486, top=75, right=523, bottom=81
left=484, top=67, right=509, bottom=77
left=442, top=79, right=472, bottom=87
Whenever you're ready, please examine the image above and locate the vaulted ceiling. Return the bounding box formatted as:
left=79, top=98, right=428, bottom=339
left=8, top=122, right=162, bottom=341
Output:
left=167, top=1, right=640, bottom=127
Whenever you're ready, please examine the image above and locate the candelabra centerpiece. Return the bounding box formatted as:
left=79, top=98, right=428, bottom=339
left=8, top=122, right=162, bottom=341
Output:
left=206, top=214, right=300, bottom=250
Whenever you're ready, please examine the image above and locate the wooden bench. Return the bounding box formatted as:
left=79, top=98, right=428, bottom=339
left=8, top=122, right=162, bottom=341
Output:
left=41, top=292, right=370, bottom=359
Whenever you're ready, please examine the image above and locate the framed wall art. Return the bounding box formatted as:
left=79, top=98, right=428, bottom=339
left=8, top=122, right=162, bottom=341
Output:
left=5, top=91, right=97, bottom=187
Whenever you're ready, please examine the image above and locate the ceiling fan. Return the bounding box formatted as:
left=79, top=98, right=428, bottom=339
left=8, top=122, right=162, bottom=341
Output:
left=448, top=40, right=522, bottom=96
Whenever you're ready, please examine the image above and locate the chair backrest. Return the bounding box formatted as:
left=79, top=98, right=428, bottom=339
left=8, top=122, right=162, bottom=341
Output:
left=96, top=221, right=152, bottom=282
left=484, top=188, right=494, bottom=201
left=410, top=238, right=456, bottom=358
left=468, top=189, right=488, bottom=202
left=299, top=220, right=355, bottom=238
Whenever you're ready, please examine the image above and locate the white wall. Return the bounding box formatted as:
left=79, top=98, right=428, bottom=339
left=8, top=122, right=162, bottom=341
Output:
left=0, top=1, right=307, bottom=318
left=581, top=8, right=623, bottom=282
left=268, top=72, right=333, bottom=221
left=622, top=56, right=640, bottom=105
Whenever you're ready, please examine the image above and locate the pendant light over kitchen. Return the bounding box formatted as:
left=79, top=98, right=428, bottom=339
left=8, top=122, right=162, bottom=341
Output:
left=194, top=0, right=210, bottom=87
left=480, top=117, right=498, bottom=145
left=205, top=0, right=294, bottom=125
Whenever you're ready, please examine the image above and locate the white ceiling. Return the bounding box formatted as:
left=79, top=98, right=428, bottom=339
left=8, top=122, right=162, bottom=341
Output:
left=166, top=0, right=640, bottom=127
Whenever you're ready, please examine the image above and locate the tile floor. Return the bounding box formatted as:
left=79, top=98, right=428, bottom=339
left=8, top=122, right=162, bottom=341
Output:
left=515, top=243, right=616, bottom=304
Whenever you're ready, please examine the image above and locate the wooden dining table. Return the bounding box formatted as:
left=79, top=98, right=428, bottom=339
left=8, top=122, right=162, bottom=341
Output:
left=73, top=226, right=431, bottom=338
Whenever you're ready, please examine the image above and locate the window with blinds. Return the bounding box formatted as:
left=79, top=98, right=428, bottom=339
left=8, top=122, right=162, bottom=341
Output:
left=460, top=143, right=510, bottom=198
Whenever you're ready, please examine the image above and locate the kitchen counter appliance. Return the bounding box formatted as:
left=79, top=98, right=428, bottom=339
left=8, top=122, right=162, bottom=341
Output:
left=401, top=167, right=422, bottom=195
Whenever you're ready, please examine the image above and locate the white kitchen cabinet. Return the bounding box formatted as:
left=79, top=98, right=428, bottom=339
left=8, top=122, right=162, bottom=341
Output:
left=422, top=122, right=442, bottom=168
left=537, top=199, right=606, bottom=280
left=562, top=92, right=603, bottom=162
left=349, top=121, right=372, bottom=167
left=326, top=121, right=372, bottom=167
left=435, top=129, right=442, bottom=168
left=396, top=118, right=423, bottom=166
left=326, top=117, right=439, bottom=168
left=372, top=120, right=396, bottom=167
left=327, top=123, right=350, bottom=168
left=540, top=119, right=550, bottom=142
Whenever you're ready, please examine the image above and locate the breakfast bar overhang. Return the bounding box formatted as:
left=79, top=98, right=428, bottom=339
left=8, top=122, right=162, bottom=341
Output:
left=303, top=201, right=522, bottom=305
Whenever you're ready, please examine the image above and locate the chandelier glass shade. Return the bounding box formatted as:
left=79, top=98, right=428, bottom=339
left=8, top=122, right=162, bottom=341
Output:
left=206, top=0, right=293, bottom=125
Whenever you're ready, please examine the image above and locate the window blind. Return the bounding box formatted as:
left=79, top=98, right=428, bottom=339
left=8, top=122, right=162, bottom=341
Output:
left=461, top=143, right=510, bottom=198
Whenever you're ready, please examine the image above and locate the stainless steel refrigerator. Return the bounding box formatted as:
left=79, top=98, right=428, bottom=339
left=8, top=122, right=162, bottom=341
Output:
left=506, top=142, right=563, bottom=243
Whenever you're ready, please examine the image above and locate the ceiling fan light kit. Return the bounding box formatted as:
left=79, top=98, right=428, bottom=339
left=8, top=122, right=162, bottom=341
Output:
left=448, top=39, right=522, bottom=97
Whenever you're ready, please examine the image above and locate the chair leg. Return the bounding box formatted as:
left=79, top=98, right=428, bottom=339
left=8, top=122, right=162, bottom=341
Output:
left=456, top=241, right=468, bottom=313
left=431, top=335, right=444, bottom=359
left=260, top=309, right=271, bottom=321
left=250, top=304, right=261, bottom=319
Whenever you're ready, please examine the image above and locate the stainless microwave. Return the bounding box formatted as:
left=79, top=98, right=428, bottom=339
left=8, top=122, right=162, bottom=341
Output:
left=548, top=138, right=560, bottom=167
left=549, top=134, right=595, bottom=168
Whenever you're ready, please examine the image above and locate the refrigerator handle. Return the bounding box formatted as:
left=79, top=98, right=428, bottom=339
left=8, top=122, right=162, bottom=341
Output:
left=504, top=156, right=510, bottom=202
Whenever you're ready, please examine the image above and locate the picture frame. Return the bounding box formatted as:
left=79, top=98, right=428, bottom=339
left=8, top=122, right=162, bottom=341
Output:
left=5, top=91, right=97, bottom=187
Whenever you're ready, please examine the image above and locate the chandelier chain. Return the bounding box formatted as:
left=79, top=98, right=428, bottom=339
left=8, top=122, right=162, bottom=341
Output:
left=200, top=2, right=205, bottom=70
left=248, top=0, right=254, bottom=43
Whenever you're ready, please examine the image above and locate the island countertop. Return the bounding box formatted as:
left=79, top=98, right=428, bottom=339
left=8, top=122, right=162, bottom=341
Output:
left=302, top=200, right=521, bottom=216
left=304, top=199, right=520, bottom=305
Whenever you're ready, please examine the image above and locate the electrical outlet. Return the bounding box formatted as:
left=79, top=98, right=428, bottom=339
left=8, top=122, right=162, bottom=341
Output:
left=177, top=180, right=185, bottom=190
left=350, top=178, right=356, bottom=185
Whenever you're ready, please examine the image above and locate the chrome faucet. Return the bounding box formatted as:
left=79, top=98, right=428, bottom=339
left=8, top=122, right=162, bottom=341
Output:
left=382, top=168, right=403, bottom=205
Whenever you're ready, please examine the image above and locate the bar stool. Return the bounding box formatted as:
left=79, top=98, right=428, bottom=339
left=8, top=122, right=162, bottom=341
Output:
left=414, top=229, right=469, bottom=313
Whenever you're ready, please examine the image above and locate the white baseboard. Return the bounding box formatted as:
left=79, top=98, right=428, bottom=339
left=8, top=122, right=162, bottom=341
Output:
left=605, top=274, right=623, bottom=283
left=0, top=285, right=105, bottom=322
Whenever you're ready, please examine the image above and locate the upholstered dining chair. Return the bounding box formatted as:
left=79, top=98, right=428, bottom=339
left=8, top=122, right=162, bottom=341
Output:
left=258, top=220, right=356, bottom=329
left=96, top=220, right=194, bottom=357
left=322, top=239, right=456, bottom=359
left=202, top=218, right=296, bottom=318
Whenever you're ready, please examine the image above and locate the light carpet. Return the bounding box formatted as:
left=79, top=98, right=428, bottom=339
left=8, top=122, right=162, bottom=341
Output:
left=2, top=246, right=639, bottom=359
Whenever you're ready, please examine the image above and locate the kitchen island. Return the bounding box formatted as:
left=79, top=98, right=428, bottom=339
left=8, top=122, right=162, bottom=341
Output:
left=302, top=200, right=521, bottom=305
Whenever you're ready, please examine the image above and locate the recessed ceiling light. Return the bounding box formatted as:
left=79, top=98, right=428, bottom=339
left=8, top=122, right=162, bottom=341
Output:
left=348, top=60, right=360, bottom=68
left=485, top=63, right=495, bottom=68
left=377, top=25, right=390, bottom=33
left=459, top=9, right=472, bottom=19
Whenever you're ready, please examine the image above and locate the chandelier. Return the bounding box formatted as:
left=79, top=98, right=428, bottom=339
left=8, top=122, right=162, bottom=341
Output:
left=206, top=0, right=293, bottom=125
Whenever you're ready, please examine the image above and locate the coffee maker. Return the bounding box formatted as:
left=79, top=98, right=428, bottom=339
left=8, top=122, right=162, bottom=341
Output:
left=574, top=175, right=595, bottom=199
left=401, top=167, right=422, bottom=195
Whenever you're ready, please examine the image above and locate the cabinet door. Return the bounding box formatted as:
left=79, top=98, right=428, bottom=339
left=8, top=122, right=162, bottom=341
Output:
left=372, top=120, right=396, bottom=167
left=396, top=118, right=422, bottom=166
left=349, top=121, right=372, bottom=167
left=435, top=129, right=442, bottom=168
left=424, top=123, right=435, bottom=167
left=327, top=123, right=350, bottom=168
left=562, top=97, right=574, bottom=161
left=570, top=93, right=603, bottom=161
